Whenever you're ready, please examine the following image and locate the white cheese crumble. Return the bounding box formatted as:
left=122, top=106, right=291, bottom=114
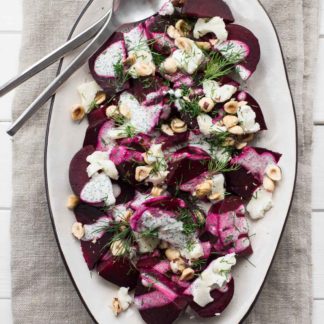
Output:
left=180, top=241, right=204, bottom=260
left=193, top=17, right=228, bottom=42
left=159, top=1, right=175, bottom=15
left=191, top=253, right=236, bottom=307
left=197, top=113, right=227, bottom=136
left=134, top=233, right=159, bottom=253
left=172, top=41, right=205, bottom=75
left=77, top=81, right=102, bottom=112
left=210, top=174, right=225, bottom=201
left=82, top=217, right=111, bottom=241
left=247, top=187, right=273, bottom=220
left=117, top=287, right=133, bottom=311
left=86, top=151, right=119, bottom=180
left=237, top=104, right=260, bottom=133
left=203, top=80, right=237, bottom=103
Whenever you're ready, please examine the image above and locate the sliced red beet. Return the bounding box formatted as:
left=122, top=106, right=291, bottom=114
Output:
left=230, top=146, right=282, bottom=182
left=156, top=131, right=189, bottom=149
left=83, top=115, right=109, bottom=148
left=114, top=180, right=136, bottom=205
left=89, top=32, right=129, bottom=94
left=217, top=24, right=260, bottom=80
left=182, top=0, right=234, bottom=23
left=189, top=278, right=235, bottom=318
left=166, top=146, right=210, bottom=185
left=234, top=91, right=267, bottom=130
left=225, top=167, right=260, bottom=201
left=134, top=271, right=189, bottom=324
left=74, top=203, right=106, bottom=224
left=117, top=133, right=152, bottom=152
left=87, top=106, right=107, bottom=127
left=97, top=252, right=139, bottom=289
left=96, top=120, right=116, bottom=152
left=69, top=145, right=95, bottom=196
left=206, top=196, right=252, bottom=256
left=81, top=233, right=110, bottom=270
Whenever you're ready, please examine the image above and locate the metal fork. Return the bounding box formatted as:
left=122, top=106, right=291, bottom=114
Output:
left=7, top=0, right=165, bottom=136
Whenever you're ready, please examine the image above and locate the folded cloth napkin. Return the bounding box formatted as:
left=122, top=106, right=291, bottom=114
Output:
left=11, top=0, right=318, bottom=323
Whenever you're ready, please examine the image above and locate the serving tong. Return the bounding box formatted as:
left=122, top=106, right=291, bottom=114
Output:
left=2, top=0, right=165, bottom=136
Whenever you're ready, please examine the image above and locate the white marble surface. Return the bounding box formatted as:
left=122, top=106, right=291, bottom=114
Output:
left=0, top=1, right=323, bottom=322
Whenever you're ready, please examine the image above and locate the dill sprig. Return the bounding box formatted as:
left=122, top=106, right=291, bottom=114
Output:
left=111, top=113, right=126, bottom=127
left=177, top=208, right=200, bottom=236
left=207, top=158, right=240, bottom=173
left=88, top=100, right=99, bottom=112
left=113, top=60, right=131, bottom=88
left=123, top=124, right=137, bottom=138
left=191, top=258, right=207, bottom=271
left=180, top=98, right=201, bottom=118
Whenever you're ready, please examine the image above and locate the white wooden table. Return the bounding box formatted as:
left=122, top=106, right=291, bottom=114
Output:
left=0, top=1, right=323, bottom=322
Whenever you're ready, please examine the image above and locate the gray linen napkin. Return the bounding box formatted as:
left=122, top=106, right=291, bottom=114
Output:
left=11, top=0, right=318, bottom=323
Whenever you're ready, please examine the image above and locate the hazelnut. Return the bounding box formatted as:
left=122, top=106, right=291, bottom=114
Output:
left=110, top=240, right=127, bottom=256
left=112, top=298, right=122, bottom=316
left=235, top=141, right=248, bottom=150
left=180, top=268, right=195, bottom=281
left=167, top=25, right=181, bottom=39
left=151, top=186, right=164, bottom=197
left=170, top=118, right=188, bottom=133
left=135, top=166, right=153, bottom=182
left=123, top=210, right=133, bottom=222
left=240, top=133, right=255, bottom=143
left=94, top=91, right=107, bottom=105
left=175, top=37, right=193, bottom=52
left=263, top=176, right=275, bottom=192
left=228, top=125, right=244, bottom=135
left=119, top=102, right=131, bottom=119
left=224, top=100, right=239, bottom=114
left=175, top=19, right=192, bottom=36
left=223, top=137, right=236, bottom=147
left=199, top=97, right=215, bottom=112
left=265, top=164, right=282, bottom=181
left=165, top=248, right=180, bottom=261
left=162, top=57, right=178, bottom=74
left=71, top=104, right=85, bottom=121
left=161, top=124, right=174, bottom=136
left=195, top=180, right=213, bottom=198
left=134, top=61, right=156, bottom=77
left=106, top=105, right=119, bottom=118
left=223, top=115, right=239, bottom=129
left=170, top=258, right=186, bottom=274
left=66, top=194, right=79, bottom=210
left=195, top=41, right=212, bottom=51
left=71, top=222, right=84, bottom=240
left=124, top=53, right=136, bottom=66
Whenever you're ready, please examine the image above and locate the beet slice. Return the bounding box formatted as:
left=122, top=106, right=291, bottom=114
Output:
left=117, top=133, right=152, bottom=152
left=206, top=196, right=252, bottom=256
left=74, top=203, right=106, bottom=224
left=97, top=252, right=139, bottom=289
left=83, top=115, right=109, bottom=148
left=230, top=146, right=282, bottom=182
left=217, top=24, right=260, bottom=80
left=69, top=145, right=95, bottom=196
left=87, top=106, right=107, bottom=127
left=189, top=278, right=234, bottom=318
left=96, top=120, right=116, bottom=152
left=156, top=131, right=189, bottom=149
left=89, top=32, right=129, bottom=94
left=134, top=271, right=189, bottom=324
left=235, top=91, right=267, bottom=131
left=182, top=0, right=234, bottom=23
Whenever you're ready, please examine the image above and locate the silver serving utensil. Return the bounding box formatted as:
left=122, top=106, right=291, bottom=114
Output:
left=7, top=0, right=165, bottom=136
left=0, top=13, right=109, bottom=98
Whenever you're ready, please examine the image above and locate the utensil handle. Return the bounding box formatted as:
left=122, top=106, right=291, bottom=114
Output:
left=0, top=13, right=108, bottom=98
left=7, top=11, right=115, bottom=137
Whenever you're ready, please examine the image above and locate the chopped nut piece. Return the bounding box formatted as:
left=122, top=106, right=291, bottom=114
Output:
left=71, top=222, right=84, bottom=240
left=235, top=141, right=248, bottom=150
left=94, top=91, right=107, bottom=105
left=224, top=100, right=239, bottom=114
left=66, top=195, right=79, bottom=210
left=223, top=137, right=236, bottom=147
left=170, top=258, right=186, bottom=273
left=162, top=57, right=178, bottom=74
left=123, top=210, right=133, bottom=222
left=134, top=62, right=156, bottom=77
left=119, top=102, right=131, bottom=119
left=171, top=118, right=188, bottom=133
left=161, top=124, right=174, bottom=136
left=240, top=133, right=255, bottom=143
left=263, top=176, right=275, bottom=192
left=195, top=41, right=212, bottom=51
left=180, top=268, right=195, bottom=281
left=71, top=104, right=85, bottom=121
left=175, top=37, right=193, bottom=52
left=112, top=298, right=123, bottom=316
left=106, top=105, right=119, bottom=118
left=228, top=125, right=244, bottom=135
left=195, top=180, right=213, bottom=198
left=165, top=248, right=181, bottom=261
left=151, top=186, right=164, bottom=197
left=199, top=97, right=215, bottom=113
left=159, top=240, right=169, bottom=249
left=135, top=166, right=153, bottom=182
left=167, top=25, right=181, bottom=39
left=124, top=53, right=136, bottom=66
left=223, top=115, right=239, bottom=129
left=265, top=164, right=282, bottom=181
left=175, top=19, right=192, bottom=36
left=110, top=240, right=127, bottom=256
left=208, top=192, right=222, bottom=201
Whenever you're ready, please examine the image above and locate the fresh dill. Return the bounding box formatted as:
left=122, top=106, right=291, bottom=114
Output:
left=207, top=158, right=240, bottom=173
left=111, top=114, right=126, bottom=127
left=123, top=124, right=137, bottom=138
left=180, top=98, right=201, bottom=118
left=88, top=100, right=99, bottom=112
left=152, top=51, right=166, bottom=67
left=180, top=84, right=191, bottom=97
left=113, top=60, right=131, bottom=88
left=191, top=258, right=207, bottom=271
left=177, top=208, right=200, bottom=237
left=140, top=227, right=159, bottom=239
